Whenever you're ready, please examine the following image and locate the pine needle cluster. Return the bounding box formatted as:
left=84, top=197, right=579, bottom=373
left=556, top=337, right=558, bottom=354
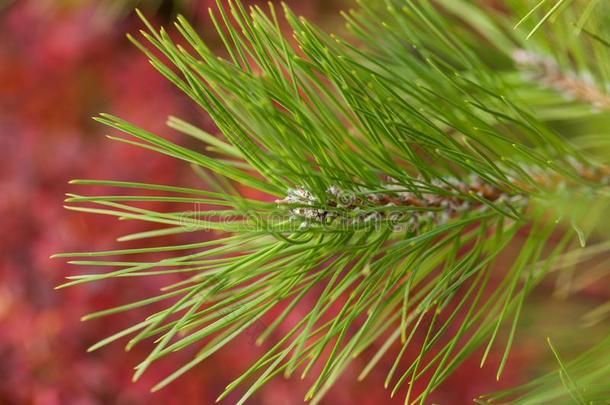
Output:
left=55, top=0, right=610, bottom=403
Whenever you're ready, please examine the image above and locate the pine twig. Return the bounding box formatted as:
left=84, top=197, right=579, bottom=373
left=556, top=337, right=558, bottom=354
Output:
left=513, top=49, right=610, bottom=111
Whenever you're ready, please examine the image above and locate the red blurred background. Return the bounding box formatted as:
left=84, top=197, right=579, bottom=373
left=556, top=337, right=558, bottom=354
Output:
left=1, top=1, right=606, bottom=404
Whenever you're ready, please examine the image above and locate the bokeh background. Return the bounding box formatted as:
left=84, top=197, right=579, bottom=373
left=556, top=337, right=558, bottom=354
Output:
left=1, top=1, right=609, bottom=404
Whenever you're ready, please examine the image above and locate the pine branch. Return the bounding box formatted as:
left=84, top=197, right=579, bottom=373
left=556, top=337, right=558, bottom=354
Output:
left=514, top=49, right=610, bottom=111
left=55, top=0, right=610, bottom=403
